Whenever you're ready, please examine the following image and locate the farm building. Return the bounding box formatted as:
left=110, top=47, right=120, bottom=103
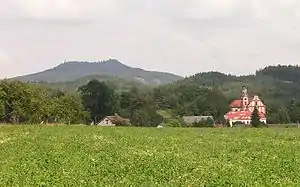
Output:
left=183, top=116, right=214, bottom=125
left=97, top=114, right=130, bottom=126
left=224, top=86, right=267, bottom=126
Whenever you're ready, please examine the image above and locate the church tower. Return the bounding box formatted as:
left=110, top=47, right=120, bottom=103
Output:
left=241, top=86, right=249, bottom=111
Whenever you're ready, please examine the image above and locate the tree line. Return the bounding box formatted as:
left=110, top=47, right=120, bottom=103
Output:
left=0, top=79, right=164, bottom=126
left=0, top=79, right=231, bottom=126
left=2, top=74, right=300, bottom=126
left=0, top=80, right=88, bottom=124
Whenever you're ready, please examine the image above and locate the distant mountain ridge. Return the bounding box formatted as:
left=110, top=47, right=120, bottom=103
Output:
left=14, top=59, right=183, bottom=85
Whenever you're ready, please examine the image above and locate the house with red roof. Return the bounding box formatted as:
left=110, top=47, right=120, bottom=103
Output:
left=224, top=86, right=267, bottom=126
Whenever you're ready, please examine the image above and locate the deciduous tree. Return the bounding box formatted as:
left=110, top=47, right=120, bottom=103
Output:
left=78, top=80, right=117, bottom=124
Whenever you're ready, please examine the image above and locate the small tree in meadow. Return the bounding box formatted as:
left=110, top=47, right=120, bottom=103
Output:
left=251, top=107, right=260, bottom=128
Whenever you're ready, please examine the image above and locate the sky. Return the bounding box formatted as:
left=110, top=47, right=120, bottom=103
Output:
left=0, top=0, right=299, bottom=78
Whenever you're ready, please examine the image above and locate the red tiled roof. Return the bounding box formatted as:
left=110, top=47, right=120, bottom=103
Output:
left=225, top=111, right=266, bottom=120
left=230, top=100, right=242, bottom=108
left=260, top=112, right=266, bottom=118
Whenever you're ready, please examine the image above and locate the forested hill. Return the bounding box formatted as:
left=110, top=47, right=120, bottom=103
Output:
left=157, top=65, right=300, bottom=124
left=256, top=65, right=300, bottom=83
left=37, top=74, right=151, bottom=93
left=13, top=59, right=183, bottom=85
left=177, top=65, right=300, bottom=101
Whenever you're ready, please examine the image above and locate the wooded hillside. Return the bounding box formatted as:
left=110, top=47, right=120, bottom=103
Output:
left=2, top=64, right=300, bottom=126
left=13, top=59, right=183, bottom=85
left=171, top=65, right=300, bottom=124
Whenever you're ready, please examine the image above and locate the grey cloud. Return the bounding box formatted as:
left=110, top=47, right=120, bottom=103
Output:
left=0, top=0, right=300, bottom=78
left=0, top=0, right=117, bottom=24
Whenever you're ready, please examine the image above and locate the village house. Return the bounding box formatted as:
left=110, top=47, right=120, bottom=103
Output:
left=97, top=114, right=130, bottom=126
left=224, top=86, right=267, bottom=126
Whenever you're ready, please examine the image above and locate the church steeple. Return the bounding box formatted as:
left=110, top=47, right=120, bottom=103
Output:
left=241, top=86, right=249, bottom=110
left=242, top=86, right=248, bottom=97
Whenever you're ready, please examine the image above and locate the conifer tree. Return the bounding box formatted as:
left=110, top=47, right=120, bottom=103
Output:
left=251, top=107, right=260, bottom=127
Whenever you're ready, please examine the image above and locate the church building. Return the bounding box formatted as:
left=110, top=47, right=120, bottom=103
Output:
left=224, top=87, right=267, bottom=126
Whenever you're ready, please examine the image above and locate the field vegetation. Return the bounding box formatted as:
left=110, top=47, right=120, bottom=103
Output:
left=1, top=125, right=300, bottom=186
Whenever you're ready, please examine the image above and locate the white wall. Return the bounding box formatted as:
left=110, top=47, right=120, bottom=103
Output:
left=98, top=118, right=115, bottom=126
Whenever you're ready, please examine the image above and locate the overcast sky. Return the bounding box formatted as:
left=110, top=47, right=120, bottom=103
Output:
left=0, top=0, right=299, bottom=78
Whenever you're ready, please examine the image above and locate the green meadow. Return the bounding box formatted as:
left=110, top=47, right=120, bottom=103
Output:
left=1, top=125, right=300, bottom=186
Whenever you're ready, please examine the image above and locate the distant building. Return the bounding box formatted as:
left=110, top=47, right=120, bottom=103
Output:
left=97, top=114, right=130, bottom=126
left=98, top=116, right=116, bottom=126
left=183, top=116, right=214, bottom=125
left=224, top=87, right=267, bottom=126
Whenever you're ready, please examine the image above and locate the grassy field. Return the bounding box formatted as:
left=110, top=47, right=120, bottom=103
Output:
left=1, top=126, right=300, bottom=186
